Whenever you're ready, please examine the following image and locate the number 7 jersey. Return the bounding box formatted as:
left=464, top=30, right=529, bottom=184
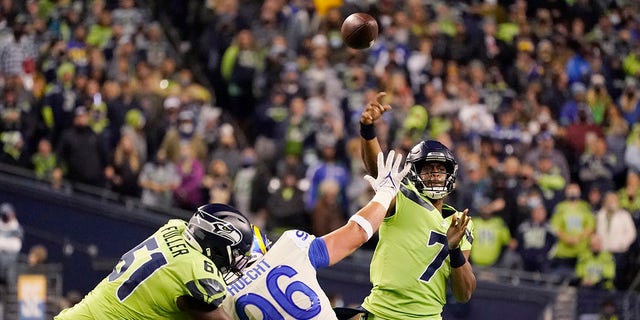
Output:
left=222, top=230, right=337, bottom=319
left=362, top=182, right=474, bottom=319
left=55, top=220, right=227, bottom=320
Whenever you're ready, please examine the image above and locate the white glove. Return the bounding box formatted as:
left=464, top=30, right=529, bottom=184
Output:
left=365, top=150, right=411, bottom=210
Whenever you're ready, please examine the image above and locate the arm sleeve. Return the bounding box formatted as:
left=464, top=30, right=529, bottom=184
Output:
left=308, top=237, right=330, bottom=269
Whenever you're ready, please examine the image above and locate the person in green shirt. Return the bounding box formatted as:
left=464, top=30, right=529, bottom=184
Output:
left=575, top=235, right=615, bottom=290
left=471, top=206, right=514, bottom=268
left=550, top=183, right=595, bottom=281
left=55, top=203, right=254, bottom=320
left=358, top=92, right=476, bottom=319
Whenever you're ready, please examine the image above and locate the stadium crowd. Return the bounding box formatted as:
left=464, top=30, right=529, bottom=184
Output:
left=1, top=0, right=639, bottom=299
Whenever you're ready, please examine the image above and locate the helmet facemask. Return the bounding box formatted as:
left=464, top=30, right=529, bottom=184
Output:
left=410, top=160, right=456, bottom=199
left=406, top=140, right=458, bottom=200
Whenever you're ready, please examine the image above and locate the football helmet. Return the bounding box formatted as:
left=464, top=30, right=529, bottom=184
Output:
left=183, top=203, right=253, bottom=282
left=406, top=140, right=458, bottom=200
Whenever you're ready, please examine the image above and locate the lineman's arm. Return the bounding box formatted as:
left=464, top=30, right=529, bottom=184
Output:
left=360, top=92, right=395, bottom=216
left=323, top=151, right=410, bottom=266
left=447, top=211, right=476, bottom=302
left=177, top=296, right=232, bottom=320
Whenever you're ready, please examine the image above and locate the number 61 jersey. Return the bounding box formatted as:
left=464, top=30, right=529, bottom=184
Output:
left=56, top=220, right=227, bottom=320
left=222, top=230, right=337, bottom=320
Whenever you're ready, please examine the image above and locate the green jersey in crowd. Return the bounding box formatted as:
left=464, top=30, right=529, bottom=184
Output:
left=550, top=200, right=595, bottom=259
left=471, top=215, right=511, bottom=267
left=362, top=181, right=474, bottom=319
left=576, top=250, right=616, bottom=290
left=55, top=219, right=227, bottom=319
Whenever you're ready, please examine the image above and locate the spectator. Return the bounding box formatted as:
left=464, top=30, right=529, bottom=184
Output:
left=0, top=203, right=23, bottom=289
left=534, top=154, right=567, bottom=212
left=27, top=244, right=48, bottom=268
left=524, top=132, right=570, bottom=182
left=311, top=179, right=345, bottom=237
left=304, top=138, right=350, bottom=214
left=617, top=78, right=640, bottom=126
left=515, top=197, right=556, bottom=273
left=138, top=148, right=180, bottom=208
left=624, top=124, right=640, bottom=173
left=54, top=106, right=107, bottom=187
left=221, top=29, right=261, bottom=135
left=562, top=107, right=603, bottom=160
left=209, top=123, right=242, bottom=179
left=266, top=170, right=308, bottom=235
left=578, top=135, right=616, bottom=193
left=0, top=130, right=27, bottom=166
left=173, top=143, right=204, bottom=211
left=110, top=0, right=145, bottom=38
left=201, top=159, right=233, bottom=205
left=585, top=74, right=613, bottom=126
left=160, top=109, right=207, bottom=164
left=104, top=133, right=141, bottom=198
left=549, top=183, right=595, bottom=281
left=470, top=200, right=515, bottom=268
left=618, top=171, right=640, bottom=216
left=596, top=192, right=637, bottom=290
left=575, top=235, right=615, bottom=291
left=232, top=147, right=257, bottom=219
left=30, top=137, right=57, bottom=181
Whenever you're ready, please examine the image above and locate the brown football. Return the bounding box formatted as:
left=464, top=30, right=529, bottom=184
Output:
left=341, top=13, right=378, bottom=50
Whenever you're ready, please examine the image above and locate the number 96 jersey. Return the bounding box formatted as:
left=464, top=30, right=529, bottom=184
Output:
left=222, top=230, right=337, bottom=320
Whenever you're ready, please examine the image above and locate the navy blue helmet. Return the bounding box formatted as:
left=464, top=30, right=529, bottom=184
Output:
left=406, top=140, right=458, bottom=200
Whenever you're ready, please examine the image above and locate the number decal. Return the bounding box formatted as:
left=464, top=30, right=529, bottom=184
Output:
left=296, top=230, right=309, bottom=240
left=420, top=231, right=448, bottom=282
left=236, top=294, right=284, bottom=320
left=235, top=265, right=321, bottom=320
left=108, top=237, right=168, bottom=301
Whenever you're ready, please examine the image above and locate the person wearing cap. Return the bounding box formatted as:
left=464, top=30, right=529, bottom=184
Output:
left=0, top=203, right=23, bottom=289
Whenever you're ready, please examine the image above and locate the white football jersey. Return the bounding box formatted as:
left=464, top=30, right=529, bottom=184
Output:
left=222, top=230, right=337, bottom=319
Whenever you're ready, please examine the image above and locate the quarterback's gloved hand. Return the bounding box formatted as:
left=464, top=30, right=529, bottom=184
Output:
left=365, top=150, right=410, bottom=209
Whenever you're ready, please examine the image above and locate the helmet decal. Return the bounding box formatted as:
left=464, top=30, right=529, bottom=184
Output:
left=194, top=209, right=245, bottom=245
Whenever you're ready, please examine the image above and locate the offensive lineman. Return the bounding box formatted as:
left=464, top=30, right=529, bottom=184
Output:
left=55, top=204, right=254, bottom=320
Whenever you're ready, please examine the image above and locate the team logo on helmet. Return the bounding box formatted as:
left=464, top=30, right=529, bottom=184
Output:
left=193, top=211, right=244, bottom=245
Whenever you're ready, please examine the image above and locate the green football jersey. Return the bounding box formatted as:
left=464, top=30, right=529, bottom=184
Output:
left=55, top=219, right=227, bottom=320
left=550, top=201, right=595, bottom=258
left=470, top=216, right=511, bottom=267
left=362, top=182, right=474, bottom=319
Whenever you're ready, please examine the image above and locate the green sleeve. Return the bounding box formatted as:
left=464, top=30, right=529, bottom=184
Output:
left=220, top=45, right=239, bottom=81
left=537, top=173, right=566, bottom=191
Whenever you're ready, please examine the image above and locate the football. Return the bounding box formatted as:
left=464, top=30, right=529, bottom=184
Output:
left=341, top=13, right=378, bottom=49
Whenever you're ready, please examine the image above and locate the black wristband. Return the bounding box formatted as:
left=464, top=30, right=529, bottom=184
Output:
left=449, top=247, right=466, bottom=268
left=360, top=122, right=376, bottom=140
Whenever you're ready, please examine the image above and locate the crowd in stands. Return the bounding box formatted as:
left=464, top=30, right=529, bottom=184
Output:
left=1, top=0, right=640, bottom=294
